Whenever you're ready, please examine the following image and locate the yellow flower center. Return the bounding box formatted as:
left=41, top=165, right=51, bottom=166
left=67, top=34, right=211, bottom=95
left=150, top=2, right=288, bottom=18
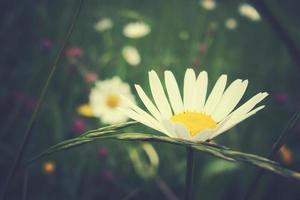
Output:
left=106, top=94, right=120, bottom=108
left=170, top=112, right=217, bottom=137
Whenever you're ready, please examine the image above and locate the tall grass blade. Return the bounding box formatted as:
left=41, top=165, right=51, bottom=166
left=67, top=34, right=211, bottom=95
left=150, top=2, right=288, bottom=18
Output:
left=31, top=125, right=300, bottom=181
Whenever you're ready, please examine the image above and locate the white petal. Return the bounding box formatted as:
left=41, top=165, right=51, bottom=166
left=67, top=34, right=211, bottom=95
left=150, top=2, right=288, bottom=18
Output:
left=212, top=79, right=248, bottom=122
left=230, top=92, right=268, bottom=116
left=193, top=71, right=208, bottom=111
left=204, top=75, right=227, bottom=114
left=192, top=130, right=214, bottom=142
left=120, top=108, right=172, bottom=137
left=149, top=71, right=173, bottom=118
left=121, top=96, right=166, bottom=132
left=173, top=123, right=190, bottom=140
left=184, top=68, right=197, bottom=111
left=210, top=105, right=265, bottom=139
left=119, top=108, right=159, bottom=131
left=135, top=84, right=162, bottom=121
left=164, top=71, right=184, bottom=114
left=161, top=120, right=190, bottom=139
left=161, top=120, right=179, bottom=138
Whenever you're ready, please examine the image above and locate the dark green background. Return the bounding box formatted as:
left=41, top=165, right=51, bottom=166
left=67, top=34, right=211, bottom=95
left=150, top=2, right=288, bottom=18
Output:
left=1, top=0, right=300, bottom=199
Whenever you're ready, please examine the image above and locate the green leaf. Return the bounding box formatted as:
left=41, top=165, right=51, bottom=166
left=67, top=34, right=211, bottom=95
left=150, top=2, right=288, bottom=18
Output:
left=31, top=122, right=300, bottom=181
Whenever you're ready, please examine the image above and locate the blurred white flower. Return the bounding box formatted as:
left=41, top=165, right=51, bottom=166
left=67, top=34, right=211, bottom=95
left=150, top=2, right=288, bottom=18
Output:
left=123, top=22, right=151, bottom=38
left=238, top=3, right=261, bottom=21
left=94, top=18, right=113, bottom=32
left=200, top=0, right=216, bottom=10
left=89, top=77, right=135, bottom=124
left=122, top=46, right=141, bottom=66
left=225, top=18, right=238, bottom=30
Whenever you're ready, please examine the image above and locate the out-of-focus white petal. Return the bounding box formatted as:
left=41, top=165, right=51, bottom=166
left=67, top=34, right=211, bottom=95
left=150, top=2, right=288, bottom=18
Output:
left=200, top=0, right=216, bottom=11
left=94, top=18, right=113, bottom=32
left=122, top=46, right=141, bottom=66
left=238, top=3, right=261, bottom=21
left=225, top=18, right=238, bottom=30
left=123, top=21, right=151, bottom=38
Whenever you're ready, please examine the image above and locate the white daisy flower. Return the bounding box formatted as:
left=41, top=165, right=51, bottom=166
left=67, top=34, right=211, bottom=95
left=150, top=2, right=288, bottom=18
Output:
left=121, top=69, right=268, bottom=142
left=225, top=18, right=238, bottom=30
left=123, top=22, right=151, bottom=38
left=122, top=46, right=141, bottom=66
left=238, top=3, right=261, bottom=21
left=200, top=0, right=216, bottom=11
left=94, top=18, right=113, bottom=32
left=89, top=77, right=135, bottom=124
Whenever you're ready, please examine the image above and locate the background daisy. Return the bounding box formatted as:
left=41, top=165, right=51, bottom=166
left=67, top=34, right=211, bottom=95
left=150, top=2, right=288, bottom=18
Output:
left=200, top=0, right=216, bottom=11
left=238, top=3, right=261, bottom=21
left=123, top=21, right=151, bottom=38
left=122, top=45, right=141, bottom=66
left=89, top=77, right=135, bottom=124
left=94, top=17, right=113, bottom=32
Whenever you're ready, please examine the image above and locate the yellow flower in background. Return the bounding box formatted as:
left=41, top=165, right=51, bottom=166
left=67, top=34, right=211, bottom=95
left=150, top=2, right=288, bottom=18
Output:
left=94, top=18, right=113, bottom=32
left=89, top=77, right=135, bottom=124
left=77, top=104, right=94, bottom=117
left=43, top=161, right=55, bottom=174
left=225, top=18, right=238, bottom=30
left=122, top=46, right=141, bottom=66
left=239, top=3, right=261, bottom=21
left=200, top=0, right=216, bottom=10
left=123, top=22, right=151, bottom=38
left=121, top=68, right=268, bottom=142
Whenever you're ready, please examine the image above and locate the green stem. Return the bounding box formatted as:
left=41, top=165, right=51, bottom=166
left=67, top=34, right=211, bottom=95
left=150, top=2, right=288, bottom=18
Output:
left=0, top=0, right=84, bottom=199
left=184, top=146, right=195, bottom=200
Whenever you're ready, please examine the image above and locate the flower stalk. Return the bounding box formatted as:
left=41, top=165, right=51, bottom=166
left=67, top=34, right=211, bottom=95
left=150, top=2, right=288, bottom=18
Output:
left=184, top=146, right=195, bottom=200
